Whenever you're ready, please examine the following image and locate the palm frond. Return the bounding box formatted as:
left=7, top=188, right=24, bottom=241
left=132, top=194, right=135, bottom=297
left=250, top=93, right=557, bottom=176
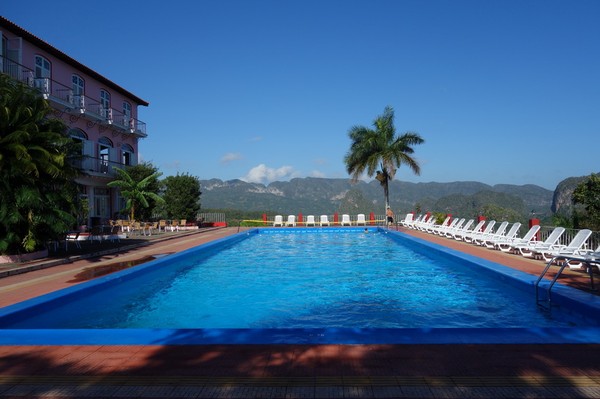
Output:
left=344, top=106, right=425, bottom=210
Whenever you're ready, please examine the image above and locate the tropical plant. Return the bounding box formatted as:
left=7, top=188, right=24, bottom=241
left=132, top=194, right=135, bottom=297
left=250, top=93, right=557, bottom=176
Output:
left=125, top=162, right=162, bottom=220
left=107, top=167, right=164, bottom=221
left=344, top=106, right=424, bottom=212
left=0, top=75, right=79, bottom=254
left=572, top=173, right=600, bottom=230
left=76, top=196, right=90, bottom=226
left=161, top=173, right=202, bottom=220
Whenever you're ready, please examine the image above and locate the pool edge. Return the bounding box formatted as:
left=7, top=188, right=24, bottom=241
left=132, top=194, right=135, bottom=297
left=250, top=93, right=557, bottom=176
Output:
left=1, top=227, right=600, bottom=345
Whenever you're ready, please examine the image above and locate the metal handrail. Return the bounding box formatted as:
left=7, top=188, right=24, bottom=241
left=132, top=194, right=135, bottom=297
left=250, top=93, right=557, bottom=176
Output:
left=535, top=255, right=597, bottom=304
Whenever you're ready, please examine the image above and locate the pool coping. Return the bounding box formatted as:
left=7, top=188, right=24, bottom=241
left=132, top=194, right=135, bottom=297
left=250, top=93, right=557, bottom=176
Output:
left=1, top=227, right=600, bottom=345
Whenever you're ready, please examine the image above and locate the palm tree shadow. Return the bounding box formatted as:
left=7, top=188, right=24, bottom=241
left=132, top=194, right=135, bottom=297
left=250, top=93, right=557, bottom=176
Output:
left=2, top=338, right=600, bottom=396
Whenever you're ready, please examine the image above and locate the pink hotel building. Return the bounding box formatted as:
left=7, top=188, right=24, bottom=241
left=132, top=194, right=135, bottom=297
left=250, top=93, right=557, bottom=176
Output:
left=0, top=16, right=149, bottom=226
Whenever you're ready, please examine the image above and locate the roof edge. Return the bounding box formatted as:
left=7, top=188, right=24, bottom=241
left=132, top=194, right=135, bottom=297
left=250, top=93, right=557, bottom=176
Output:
left=0, top=16, right=149, bottom=107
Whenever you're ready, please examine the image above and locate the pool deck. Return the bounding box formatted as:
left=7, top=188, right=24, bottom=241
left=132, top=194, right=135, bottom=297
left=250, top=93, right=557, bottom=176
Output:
left=0, top=226, right=599, bottom=398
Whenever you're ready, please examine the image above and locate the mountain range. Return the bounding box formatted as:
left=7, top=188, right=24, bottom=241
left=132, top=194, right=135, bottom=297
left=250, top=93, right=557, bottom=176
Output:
left=200, top=177, right=561, bottom=218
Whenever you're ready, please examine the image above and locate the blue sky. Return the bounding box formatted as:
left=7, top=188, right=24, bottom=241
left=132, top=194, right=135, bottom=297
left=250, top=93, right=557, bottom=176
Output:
left=3, top=0, right=599, bottom=190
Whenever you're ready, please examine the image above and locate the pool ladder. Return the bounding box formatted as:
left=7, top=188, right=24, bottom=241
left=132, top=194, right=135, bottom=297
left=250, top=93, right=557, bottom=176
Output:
left=535, top=255, right=596, bottom=305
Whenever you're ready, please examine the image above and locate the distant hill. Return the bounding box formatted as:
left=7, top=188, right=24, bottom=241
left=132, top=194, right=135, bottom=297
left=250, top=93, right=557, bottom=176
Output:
left=200, top=177, right=554, bottom=218
left=551, top=173, right=599, bottom=216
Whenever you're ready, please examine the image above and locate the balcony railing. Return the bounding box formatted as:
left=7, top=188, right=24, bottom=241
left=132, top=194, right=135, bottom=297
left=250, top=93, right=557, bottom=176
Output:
left=0, top=55, right=147, bottom=137
left=70, top=156, right=129, bottom=177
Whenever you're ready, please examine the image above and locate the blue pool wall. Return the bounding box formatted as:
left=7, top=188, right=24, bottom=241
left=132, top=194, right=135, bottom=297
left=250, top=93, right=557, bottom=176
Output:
left=0, top=230, right=255, bottom=328
left=1, top=227, right=600, bottom=345
left=383, top=229, right=600, bottom=324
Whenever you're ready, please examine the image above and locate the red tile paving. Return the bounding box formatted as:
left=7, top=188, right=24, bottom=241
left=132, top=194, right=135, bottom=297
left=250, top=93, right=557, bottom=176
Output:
left=0, top=226, right=599, bottom=398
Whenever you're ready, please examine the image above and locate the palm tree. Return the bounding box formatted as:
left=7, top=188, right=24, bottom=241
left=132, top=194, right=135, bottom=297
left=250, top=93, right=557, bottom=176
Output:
left=344, top=106, right=424, bottom=212
left=0, top=75, right=79, bottom=254
left=107, top=167, right=164, bottom=221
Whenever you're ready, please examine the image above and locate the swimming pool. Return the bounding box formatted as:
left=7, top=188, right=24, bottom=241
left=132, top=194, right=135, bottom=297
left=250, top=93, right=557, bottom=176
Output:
left=1, top=228, right=600, bottom=344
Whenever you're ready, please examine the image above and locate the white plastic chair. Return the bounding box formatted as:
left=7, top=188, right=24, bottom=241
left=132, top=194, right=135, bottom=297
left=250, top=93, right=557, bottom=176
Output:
left=341, top=214, right=351, bottom=226
left=285, top=215, right=296, bottom=227
left=356, top=214, right=366, bottom=226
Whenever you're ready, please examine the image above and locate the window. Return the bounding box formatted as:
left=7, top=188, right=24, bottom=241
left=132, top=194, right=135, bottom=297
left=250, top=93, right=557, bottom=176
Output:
left=69, top=128, right=87, bottom=140
left=70, top=75, right=85, bottom=108
left=34, top=55, right=50, bottom=78
left=2, top=36, right=21, bottom=78
left=69, top=128, right=88, bottom=148
left=93, top=188, right=110, bottom=220
left=72, top=74, right=84, bottom=95
left=122, top=144, right=135, bottom=166
left=122, top=102, right=131, bottom=119
left=122, top=101, right=132, bottom=128
left=34, top=55, right=51, bottom=95
left=1, top=36, right=6, bottom=73
left=68, top=129, right=87, bottom=169
left=98, top=137, right=113, bottom=174
left=100, top=89, right=111, bottom=119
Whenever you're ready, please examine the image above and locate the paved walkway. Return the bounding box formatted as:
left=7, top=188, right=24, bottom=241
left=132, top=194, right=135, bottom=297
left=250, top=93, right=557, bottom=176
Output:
left=0, top=226, right=599, bottom=398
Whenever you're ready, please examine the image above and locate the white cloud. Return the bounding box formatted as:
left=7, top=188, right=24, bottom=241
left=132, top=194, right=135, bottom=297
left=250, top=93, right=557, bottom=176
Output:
left=241, top=164, right=299, bottom=184
left=310, top=170, right=326, bottom=178
left=220, top=152, right=242, bottom=164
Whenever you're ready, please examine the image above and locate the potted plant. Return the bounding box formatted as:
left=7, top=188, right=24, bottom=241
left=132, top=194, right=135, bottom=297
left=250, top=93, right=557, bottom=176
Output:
left=77, top=197, right=90, bottom=232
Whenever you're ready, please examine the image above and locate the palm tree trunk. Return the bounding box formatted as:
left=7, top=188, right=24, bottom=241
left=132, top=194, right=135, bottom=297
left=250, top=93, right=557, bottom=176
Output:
left=383, top=180, right=390, bottom=213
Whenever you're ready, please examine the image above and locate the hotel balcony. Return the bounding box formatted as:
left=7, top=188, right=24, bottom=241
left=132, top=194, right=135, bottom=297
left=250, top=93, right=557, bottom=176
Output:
left=70, top=156, right=128, bottom=179
left=0, top=56, right=147, bottom=137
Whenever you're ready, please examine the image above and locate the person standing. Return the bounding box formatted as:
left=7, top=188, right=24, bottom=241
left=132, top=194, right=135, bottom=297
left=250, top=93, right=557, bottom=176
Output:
left=386, top=207, right=395, bottom=226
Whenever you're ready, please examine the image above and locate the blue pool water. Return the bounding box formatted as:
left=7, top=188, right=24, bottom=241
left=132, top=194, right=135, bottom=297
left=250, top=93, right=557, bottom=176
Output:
left=1, top=228, right=600, bottom=344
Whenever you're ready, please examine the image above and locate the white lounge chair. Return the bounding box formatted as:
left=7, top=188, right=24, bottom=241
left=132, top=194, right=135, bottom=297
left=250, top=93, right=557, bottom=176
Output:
left=495, top=224, right=541, bottom=252
left=441, top=218, right=464, bottom=238
left=409, top=214, right=425, bottom=229
left=400, top=213, right=414, bottom=227
left=473, top=221, right=509, bottom=246
left=356, top=214, right=366, bottom=226
left=446, top=219, right=485, bottom=241
left=320, top=215, right=330, bottom=226
left=305, top=215, right=316, bottom=226
left=415, top=215, right=435, bottom=231
left=446, top=218, right=469, bottom=238
left=454, top=220, right=484, bottom=241
left=341, top=214, right=352, bottom=226
left=464, top=220, right=496, bottom=243
left=273, top=215, right=283, bottom=227
left=534, top=229, right=592, bottom=261
left=432, top=217, right=459, bottom=236
left=285, top=215, right=296, bottom=227
left=513, top=227, right=565, bottom=258
left=482, top=222, right=522, bottom=249
left=427, top=216, right=451, bottom=234
left=565, top=244, right=600, bottom=271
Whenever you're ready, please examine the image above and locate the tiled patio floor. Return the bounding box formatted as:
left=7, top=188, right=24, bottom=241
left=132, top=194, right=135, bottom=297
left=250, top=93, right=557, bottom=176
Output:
left=0, top=226, right=599, bottom=398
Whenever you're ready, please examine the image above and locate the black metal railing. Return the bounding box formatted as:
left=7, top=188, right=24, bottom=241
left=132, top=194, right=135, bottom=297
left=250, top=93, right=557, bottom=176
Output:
left=70, top=156, right=130, bottom=177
